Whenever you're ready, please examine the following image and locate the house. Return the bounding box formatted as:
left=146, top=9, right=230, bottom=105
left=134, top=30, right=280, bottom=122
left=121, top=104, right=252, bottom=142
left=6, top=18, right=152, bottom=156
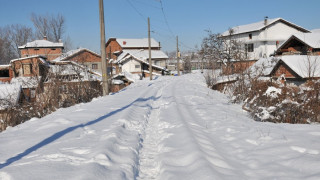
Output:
left=275, top=32, right=320, bottom=56
left=106, top=38, right=168, bottom=69
left=116, top=52, right=167, bottom=77
left=52, top=48, right=114, bottom=75
left=270, top=55, right=320, bottom=84
left=0, top=65, right=13, bottom=83
left=221, top=17, right=310, bottom=60
left=18, top=36, right=64, bottom=61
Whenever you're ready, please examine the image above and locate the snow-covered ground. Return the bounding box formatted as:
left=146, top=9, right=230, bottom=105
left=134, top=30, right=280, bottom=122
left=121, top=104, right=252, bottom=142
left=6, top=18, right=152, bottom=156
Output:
left=1, top=71, right=320, bottom=180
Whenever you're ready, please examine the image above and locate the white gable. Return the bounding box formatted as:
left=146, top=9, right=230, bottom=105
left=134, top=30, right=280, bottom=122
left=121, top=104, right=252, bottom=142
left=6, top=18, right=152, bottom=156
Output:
left=222, top=18, right=309, bottom=36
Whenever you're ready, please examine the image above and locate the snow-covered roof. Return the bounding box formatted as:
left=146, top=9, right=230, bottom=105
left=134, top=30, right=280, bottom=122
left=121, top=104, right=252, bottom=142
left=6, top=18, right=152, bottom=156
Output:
left=52, top=48, right=100, bottom=62
left=11, top=77, right=41, bottom=89
left=278, top=32, right=320, bottom=50
left=18, top=39, right=64, bottom=49
left=278, top=55, right=320, bottom=78
left=311, top=29, right=320, bottom=33
left=118, top=53, right=166, bottom=71
left=0, top=83, right=21, bottom=110
left=10, top=55, right=47, bottom=64
left=49, top=61, right=102, bottom=81
left=0, top=64, right=10, bottom=69
left=222, top=18, right=310, bottom=36
left=117, top=49, right=168, bottom=62
left=116, top=38, right=160, bottom=48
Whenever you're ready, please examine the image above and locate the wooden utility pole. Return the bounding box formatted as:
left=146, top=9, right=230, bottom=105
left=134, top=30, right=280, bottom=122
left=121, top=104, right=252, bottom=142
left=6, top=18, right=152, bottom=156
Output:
left=99, top=0, right=108, bottom=95
left=148, top=17, right=152, bottom=80
left=176, top=36, right=180, bottom=76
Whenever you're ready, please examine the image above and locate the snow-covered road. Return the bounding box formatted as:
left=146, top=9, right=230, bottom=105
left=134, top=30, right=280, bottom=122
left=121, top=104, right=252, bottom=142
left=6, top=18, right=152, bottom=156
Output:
left=1, top=72, right=320, bottom=180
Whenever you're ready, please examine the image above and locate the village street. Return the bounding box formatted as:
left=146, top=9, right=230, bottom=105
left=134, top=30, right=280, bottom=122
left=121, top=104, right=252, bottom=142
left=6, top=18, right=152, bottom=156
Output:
left=1, top=71, right=320, bottom=180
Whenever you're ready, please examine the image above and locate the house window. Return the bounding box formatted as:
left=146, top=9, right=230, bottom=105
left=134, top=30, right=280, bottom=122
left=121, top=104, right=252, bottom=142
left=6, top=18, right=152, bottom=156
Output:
left=249, top=34, right=252, bottom=39
left=245, top=43, right=254, bottom=52
left=23, top=64, right=32, bottom=75
left=51, top=48, right=56, bottom=50
left=135, top=65, right=140, bottom=69
left=92, top=64, right=98, bottom=69
left=34, top=48, right=39, bottom=51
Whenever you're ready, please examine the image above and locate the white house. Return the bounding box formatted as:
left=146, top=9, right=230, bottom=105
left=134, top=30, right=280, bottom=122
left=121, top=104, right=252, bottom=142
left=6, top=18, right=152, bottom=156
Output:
left=115, top=50, right=167, bottom=77
left=221, top=17, right=310, bottom=60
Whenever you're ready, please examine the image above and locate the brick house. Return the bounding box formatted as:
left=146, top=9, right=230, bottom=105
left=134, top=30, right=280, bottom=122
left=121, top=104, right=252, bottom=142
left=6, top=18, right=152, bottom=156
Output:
left=0, top=65, right=13, bottom=83
left=18, top=36, right=64, bottom=61
left=270, top=55, right=320, bottom=84
left=52, top=48, right=115, bottom=75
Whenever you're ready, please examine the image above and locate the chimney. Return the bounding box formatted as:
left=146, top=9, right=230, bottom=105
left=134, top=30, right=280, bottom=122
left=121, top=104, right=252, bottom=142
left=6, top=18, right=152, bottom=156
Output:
left=123, top=41, right=127, bottom=45
left=264, top=16, right=269, bottom=26
left=59, top=39, right=62, bottom=43
left=43, top=36, right=47, bottom=40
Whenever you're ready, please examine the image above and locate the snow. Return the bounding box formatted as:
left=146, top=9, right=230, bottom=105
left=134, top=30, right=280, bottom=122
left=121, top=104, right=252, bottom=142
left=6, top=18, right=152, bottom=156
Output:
left=248, top=57, right=279, bottom=77
left=264, top=86, right=282, bottom=98
left=18, top=40, right=63, bottom=49
left=116, top=38, right=159, bottom=48
left=11, top=77, right=40, bottom=89
left=222, top=18, right=309, bottom=36
left=1, top=71, right=320, bottom=179
left=0, top=83, right=21, bottom=110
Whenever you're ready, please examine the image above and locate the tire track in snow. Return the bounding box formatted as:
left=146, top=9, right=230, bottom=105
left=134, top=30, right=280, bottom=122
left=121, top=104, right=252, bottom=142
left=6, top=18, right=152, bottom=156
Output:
left=163, top=78, right=244, bottom=179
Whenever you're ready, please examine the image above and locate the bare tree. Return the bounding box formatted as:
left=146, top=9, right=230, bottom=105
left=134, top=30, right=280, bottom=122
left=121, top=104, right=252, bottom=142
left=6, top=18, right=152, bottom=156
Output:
left=6, top=24, right=34, bottom=58
left=0, top=25, right=33, bottom=63
left=31, top=13, right=66, bottom=42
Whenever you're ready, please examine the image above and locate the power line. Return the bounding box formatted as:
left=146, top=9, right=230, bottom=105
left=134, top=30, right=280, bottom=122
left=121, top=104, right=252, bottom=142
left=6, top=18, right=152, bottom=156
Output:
left=124, top=0, right=147, bottom=22
left=158, top=0, right=175, bottom=37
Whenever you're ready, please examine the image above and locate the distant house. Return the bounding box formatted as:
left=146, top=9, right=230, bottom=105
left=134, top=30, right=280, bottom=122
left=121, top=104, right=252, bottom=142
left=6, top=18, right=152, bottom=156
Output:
left=106, top=38, right=168, bottom=72
left=19, top=36, right=64, bottom=61
left=275, top=32, right=320, bottom=56
left=221, top=17, right=310, bottom=60
left=116, top=52, right=166, bottom=77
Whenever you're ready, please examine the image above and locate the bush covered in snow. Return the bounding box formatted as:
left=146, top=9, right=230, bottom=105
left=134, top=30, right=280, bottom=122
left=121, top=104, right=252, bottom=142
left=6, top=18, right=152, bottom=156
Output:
left=229, top=79, right=320, bottom=124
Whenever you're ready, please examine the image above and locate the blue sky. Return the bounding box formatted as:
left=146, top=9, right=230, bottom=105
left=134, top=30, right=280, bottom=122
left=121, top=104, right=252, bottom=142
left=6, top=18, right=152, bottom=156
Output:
left=1, top=0, right=320, bottom=53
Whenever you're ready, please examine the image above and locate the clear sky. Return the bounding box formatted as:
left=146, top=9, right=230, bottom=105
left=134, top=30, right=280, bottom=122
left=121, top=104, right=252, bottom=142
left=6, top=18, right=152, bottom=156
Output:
left=1, top=0, right=320, bottom=53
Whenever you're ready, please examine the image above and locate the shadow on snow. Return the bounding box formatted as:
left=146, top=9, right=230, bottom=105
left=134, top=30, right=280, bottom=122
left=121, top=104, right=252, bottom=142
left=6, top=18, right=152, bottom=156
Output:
left=0, top=95, right=160, bottom=169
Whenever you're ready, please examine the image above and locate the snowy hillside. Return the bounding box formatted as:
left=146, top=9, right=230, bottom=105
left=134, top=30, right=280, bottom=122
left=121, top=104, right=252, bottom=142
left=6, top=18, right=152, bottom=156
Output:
left=0, top=71, right=320, bottom=180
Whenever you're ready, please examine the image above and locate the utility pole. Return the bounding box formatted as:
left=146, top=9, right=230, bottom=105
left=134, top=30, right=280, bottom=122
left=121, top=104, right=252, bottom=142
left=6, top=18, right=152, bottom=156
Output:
left=99, top=0, right=108, bottom=95
left=176, top=36, right=180, bottom=76
left=148, top=17, right=152, bottom=80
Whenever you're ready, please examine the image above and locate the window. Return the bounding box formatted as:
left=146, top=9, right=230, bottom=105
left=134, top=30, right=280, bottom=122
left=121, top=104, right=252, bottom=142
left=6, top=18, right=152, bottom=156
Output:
left=51, top=48, right=56, bottom=50
left=92, top=64, right=98, bottom=69
left=23, top=64, right=32, bottom=75
left=245, top=43, right=254, bottom=52
left=34, top=48, right=39, bottom=51
left=135, top=65, right=140, bottom=69
left=249, top=34, right=252, bottom=39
